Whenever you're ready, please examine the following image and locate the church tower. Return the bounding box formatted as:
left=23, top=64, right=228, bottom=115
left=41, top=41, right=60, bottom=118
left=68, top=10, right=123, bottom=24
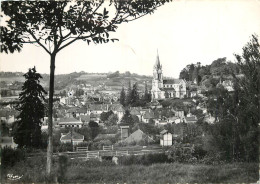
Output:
left=153, top=51, right=163, bottom=88
left=151, top=51, right=165, bottom=100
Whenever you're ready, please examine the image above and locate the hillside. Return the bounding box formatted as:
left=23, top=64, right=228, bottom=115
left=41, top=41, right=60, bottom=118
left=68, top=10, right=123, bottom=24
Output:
left=0, top=71, right=153, bottom=92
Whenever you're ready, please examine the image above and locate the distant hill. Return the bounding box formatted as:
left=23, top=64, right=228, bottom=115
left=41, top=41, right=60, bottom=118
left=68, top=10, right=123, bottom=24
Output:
left=0, top=71, right=152, bottom=92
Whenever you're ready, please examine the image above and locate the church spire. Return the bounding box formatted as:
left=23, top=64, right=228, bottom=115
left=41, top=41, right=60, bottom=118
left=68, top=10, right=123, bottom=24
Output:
left=154, top=49, right=162, bottom=70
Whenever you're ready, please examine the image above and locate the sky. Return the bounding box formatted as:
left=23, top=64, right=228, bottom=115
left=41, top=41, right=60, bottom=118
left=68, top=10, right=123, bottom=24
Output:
left=1, top=0, right=260, bottom=78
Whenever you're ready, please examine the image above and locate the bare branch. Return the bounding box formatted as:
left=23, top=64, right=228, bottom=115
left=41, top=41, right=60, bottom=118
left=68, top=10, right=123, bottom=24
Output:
left=92, top=0, right=104, bottom=14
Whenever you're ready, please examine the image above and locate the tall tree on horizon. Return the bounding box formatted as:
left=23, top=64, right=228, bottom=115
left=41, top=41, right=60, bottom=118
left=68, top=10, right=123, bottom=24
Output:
left=143, top=82, right=151, bottom=103
left=120, top=86, right=126, bottom=107
left=125, top=80, right=132, bottom=106
left=13, top=67, right=46, bottom=148
left=131, top=82, right=140, bottom=106
left=0, top=0, right=170, bottom=177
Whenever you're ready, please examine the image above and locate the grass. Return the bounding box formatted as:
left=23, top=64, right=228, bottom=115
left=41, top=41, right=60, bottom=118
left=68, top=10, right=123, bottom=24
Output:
left=66, top=162, right=258, bottom=183
left=3, top=157, right=258, bottom=184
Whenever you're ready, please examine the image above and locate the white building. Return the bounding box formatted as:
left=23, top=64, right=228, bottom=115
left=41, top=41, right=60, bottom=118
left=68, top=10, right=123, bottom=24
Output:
left=160, top=130, right=172, bottom=146
left=60, top=131, right=84, bottom=145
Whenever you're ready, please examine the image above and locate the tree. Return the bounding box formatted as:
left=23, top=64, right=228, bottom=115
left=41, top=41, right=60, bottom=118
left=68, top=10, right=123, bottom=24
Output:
left=143, top=82, right=151, bottom=103
left=1, top=0, right=171, bottom=177
left=88, top=121, right=100, bottom=140
left=119, top=86, right=126, bottom=107
left=105, top=114, right=118, bottom=126
left=179, top=68, right=189, bottom=81
left=233, top=34, right=260, bottom=162
left=125, top=80, right=132, bottom=106
left=205, top=35, right=260, bottom=162
left=120, top=109, right=135, bottom=127
left=100, top=110, right=114, bottom=122
left=0, top=121, right=9, bottom=136
left=131, top=82, right=140, bottom=106
left=13, top=67, right=46, bottom=148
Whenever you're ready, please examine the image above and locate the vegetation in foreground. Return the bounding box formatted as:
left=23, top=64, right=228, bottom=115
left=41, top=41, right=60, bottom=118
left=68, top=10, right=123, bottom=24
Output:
left=2, top=155, right=258, bottom=184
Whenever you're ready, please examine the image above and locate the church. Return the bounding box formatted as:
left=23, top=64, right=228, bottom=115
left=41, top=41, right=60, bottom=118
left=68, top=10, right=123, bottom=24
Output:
left=151, top=53, right=187, bottom=100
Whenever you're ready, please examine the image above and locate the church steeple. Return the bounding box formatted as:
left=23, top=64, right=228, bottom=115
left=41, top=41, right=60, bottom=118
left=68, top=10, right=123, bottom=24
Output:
left=154, top=49, right=162, bottom=70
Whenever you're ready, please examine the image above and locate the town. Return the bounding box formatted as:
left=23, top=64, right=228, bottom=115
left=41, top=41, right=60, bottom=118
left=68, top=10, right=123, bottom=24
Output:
left=1, top=53, right=236, bottom=150
left=0, top=1, right=259, bottom=183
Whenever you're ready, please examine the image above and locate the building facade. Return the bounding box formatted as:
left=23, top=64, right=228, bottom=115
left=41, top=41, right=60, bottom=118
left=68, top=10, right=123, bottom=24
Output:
left=151, top=53, right=187, bottom=100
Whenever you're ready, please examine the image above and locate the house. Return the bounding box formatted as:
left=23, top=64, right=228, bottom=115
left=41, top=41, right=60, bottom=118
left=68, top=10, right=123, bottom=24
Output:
left=184, top=116, right=197, bottom=123
left=155, top=120, right=168, bottom=126
left=0, top=136, right=18, bottom=149
left=79, top=114, right=90, bottom=125
left=142, top=110, right=155, bottom=123
left=60, top=131, right=84, bottom=145
left=66, top=107, right=79, bottom=117
left=130, top=109, right=141, bottom=121
left=173, top=109, right=185, bottom=118
left=109, top=104, right=124, bottom=121
left=58, top=117, right=83, bottom=128
left=123, top=129, right=154, bottom=144
left=160, top=130, right=172, bottom=146
left=90, top=113, right=100, bottom=122
left=75, top=108, right=88, bottom=117
left=0, top=110, right=19, bottom=125
left=88, top=104, right=108, bottom=114
left=167, top=116, right=181, bottom=124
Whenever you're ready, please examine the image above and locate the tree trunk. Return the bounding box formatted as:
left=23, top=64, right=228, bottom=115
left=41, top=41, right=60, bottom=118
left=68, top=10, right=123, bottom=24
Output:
left=46, top=53, right=56, bottom=179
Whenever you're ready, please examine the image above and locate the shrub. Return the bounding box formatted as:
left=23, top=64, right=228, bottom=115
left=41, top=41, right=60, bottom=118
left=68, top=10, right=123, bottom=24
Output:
left=166, top=143, right=197, bottom=163
left=192, top=145, right=207, bottom=160
left=54, top=143, right=73, bottom=152
left=1, top=147, right=26, bottom=169
left=198, top=151, right=225, bottom=165
left=118, top=153, right=170, bottom=166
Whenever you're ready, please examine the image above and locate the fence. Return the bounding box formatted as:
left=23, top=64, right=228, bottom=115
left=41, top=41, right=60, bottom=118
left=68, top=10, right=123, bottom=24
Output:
left=103, top=145, right=113, bottom=151
left=86, top=151, right=99, bottom=160
left=76, top=147, right=88, bottom=152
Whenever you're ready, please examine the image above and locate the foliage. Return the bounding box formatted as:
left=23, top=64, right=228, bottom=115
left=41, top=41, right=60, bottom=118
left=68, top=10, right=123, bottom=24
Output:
left=133, top=122, right=160, bottom=136
left=204, top=35, right=260, bottom=162
left=179, top=58, right=240, bottom=85
left=105, top=114, right=118, bottom=126
left=89, top=121, right=99, bottom=128
left=4, top=158, right=258, bottom=183
left=57, top=154, right=69, bottom=183
left=88, top=121, right=101, bottom=140
left=107, top=71, right=120, bottom=78
left=118, top=153, right=170, bottom=166
left=13, top=67, right=47, bottom=148
left=1, top=0, right=171, bottom=175
left=119, top=86, right=126, bottom=107
left=120, top=109, right=135, bottom=127
left=54, top=143, right=73, bottom=152
left=125, top=81, right=132, bottom=106
left=0, top=121, right=10, bottom=136
left=166, top=143, right=196, bottom=163
left=100, top=110, right=114, bottom=122
left=74, top=127, right=92, bottom=141
left=1, top=147, right=26, bottom=169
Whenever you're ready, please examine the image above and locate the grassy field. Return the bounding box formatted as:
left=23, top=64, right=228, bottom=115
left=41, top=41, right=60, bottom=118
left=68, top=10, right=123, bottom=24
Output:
left=3, top=158, right=258, bottom=183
